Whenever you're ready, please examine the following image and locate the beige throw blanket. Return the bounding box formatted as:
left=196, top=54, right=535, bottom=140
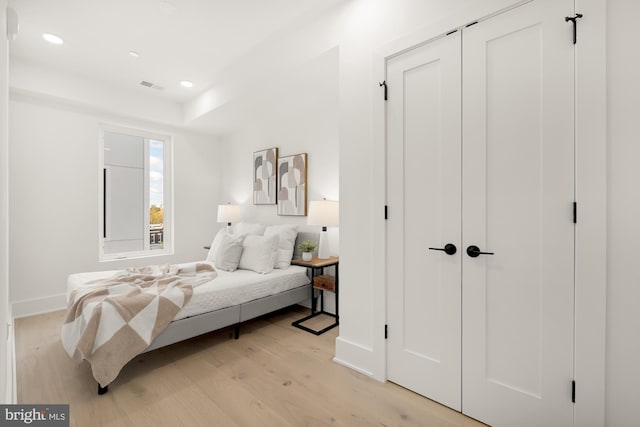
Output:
left=61, top=263, right=217, bottom=386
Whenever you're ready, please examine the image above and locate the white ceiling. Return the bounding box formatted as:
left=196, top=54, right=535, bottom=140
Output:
left=7, top=0, right=342, bottom=103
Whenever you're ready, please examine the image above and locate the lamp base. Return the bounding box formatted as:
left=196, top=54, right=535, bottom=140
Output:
left=317, top=230, right=330, bottom=259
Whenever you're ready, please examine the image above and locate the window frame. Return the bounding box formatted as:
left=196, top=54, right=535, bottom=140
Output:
left=98, top=124, right=174, bottom=261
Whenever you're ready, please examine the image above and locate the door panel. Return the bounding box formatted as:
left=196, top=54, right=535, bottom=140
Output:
left=103, top=131, right=145, bottom=254
left=462, top=1, right=574, bottom=426
left=104, top=165, right=145, bottom=254
left=386, top=32, right=462, bottom=411
left=386, top=2, right=574, bottom=425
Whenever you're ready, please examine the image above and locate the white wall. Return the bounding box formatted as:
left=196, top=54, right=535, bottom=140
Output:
left=8, top=95, right=222, bottom=316
left=1, top=0, right=12, bottom=403
left=606, top=1, right=640, bottom=425
left=218, top=47, right=339, bottom=228
left=11, top=60, right=183, bottom=128
left=183, top=3, right=343, bottom=133
left=215, top=46, right=339, bottom=312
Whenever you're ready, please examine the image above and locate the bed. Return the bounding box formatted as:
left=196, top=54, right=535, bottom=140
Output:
left=63, top=229, right=318, bottom=395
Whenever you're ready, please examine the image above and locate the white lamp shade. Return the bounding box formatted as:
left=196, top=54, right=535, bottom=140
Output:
left=217, top=204, right=241, bottom=224
left=307, top=200, right=339, bottom=227
left=308, top=199, right=338, bottom=259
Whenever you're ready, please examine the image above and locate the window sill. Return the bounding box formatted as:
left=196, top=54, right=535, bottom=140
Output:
left=100, top=248, right=174, bottom=262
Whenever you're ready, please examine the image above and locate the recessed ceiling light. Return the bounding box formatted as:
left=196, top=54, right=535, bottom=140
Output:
left=42, top=33, right=64, bottom=45
left=180, top=80, right=193, bottom=88
left=128, top=51, right=140, bottom=58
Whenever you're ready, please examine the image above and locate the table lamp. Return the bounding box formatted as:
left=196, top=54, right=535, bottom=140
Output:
left=217, top=203, right=241, bottom=228
left=308, top=199, right=339, bottom=259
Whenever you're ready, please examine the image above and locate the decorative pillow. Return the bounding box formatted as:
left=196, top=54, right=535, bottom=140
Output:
left=233, top=222, right=266, bottom=236
left=238, top=234, right=279, bottom=274
left=264, top=224, right=298, bottom=269
left=214, top=233, right=245, bottom=272
left=206, top=228, right=229, bottom=263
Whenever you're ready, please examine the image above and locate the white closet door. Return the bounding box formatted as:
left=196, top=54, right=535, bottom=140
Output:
left=386, top=31, right=462, bottom=411
left=461, top=1, right=574, bottom=426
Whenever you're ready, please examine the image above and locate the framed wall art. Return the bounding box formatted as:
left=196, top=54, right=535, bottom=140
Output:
left=277, top=153, right=307, bottom=216
left=253, top=147, right=278, bottom=204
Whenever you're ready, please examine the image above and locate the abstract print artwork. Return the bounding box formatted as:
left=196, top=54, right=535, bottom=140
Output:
left=253, top=148, right=278, bottom=204
left=277, top=153, right=307, bottom=216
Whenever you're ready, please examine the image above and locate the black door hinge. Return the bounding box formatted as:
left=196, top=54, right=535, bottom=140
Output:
left=572, top=380, right=576, bottom=403
left=565, top=14, right=583, bottom=44
left=384, top=205, right=388, bottom=220
left=379, top=81, right=388, bottom=101
left=573, top=202, right=577, bottom=224
left=385, top=324, right=388, bottom=339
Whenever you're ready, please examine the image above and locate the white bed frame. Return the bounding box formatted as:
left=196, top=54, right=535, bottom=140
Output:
left=95, top=231, right=319, bottom=395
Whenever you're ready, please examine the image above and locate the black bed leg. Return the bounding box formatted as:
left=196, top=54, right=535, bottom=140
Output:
left=234, top=323, right=240, bottom=340
left=98, top=383, right=109, bottom=395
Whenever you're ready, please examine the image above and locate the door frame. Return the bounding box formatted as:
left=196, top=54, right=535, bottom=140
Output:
left=371, top=0, right=606, bottom=425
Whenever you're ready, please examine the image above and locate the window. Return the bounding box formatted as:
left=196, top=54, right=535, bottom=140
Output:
left=99, top=125, right=173, bottom=260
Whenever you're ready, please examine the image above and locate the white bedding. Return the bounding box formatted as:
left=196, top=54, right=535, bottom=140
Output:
left=67, top=263, right=310, bottom=321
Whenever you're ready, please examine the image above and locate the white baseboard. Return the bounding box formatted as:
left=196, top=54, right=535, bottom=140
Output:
left=6, top=313, right=15, bottom=404
left=12, top=294, right=66, bottom=319
left=333, top=336, right=376, bottom=378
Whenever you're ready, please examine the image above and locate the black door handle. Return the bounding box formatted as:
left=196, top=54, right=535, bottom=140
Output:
left=466, top=245, right=494, bottom=258
left=428, top=244, right=457, bottom=255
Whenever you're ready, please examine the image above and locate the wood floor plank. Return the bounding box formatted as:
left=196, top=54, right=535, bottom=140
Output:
left=15, top=306, right=486, bottom=427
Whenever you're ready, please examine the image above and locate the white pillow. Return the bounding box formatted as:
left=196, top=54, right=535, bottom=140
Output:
left=264, top=224, right=298, bottom=269
left=238, top=234, right=279, bottom=274
left=233, top=222, right=266, bottom=236
left=206, top=228, right=229, bottom=263
left=214, top=233, right=245, bottom=272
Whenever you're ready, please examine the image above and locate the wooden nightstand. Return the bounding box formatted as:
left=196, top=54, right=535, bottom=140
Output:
left=291, top=256, right=339, bottom=335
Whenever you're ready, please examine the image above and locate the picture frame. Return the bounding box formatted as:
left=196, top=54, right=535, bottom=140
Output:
left=277, top=153, right=307, bottom=216
left=253, top=147, right=278, bottom=205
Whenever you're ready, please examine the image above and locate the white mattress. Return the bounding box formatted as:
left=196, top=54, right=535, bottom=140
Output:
left=67, top=264, right=310, bottom=321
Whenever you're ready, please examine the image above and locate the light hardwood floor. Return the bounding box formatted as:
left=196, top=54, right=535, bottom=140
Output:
left=16, top=306, right=486, bottom=427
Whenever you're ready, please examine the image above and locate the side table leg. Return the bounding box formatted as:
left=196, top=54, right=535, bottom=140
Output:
left=335, top=263, right=339, bottom=323
left=310, top=282, right=316, bottom=314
